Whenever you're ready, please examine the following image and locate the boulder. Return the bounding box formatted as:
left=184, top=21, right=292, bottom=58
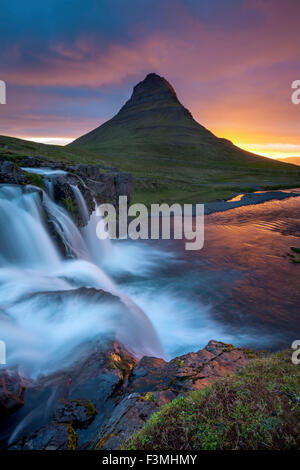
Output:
left=0, top=161, right=27, bottom=185
left=94, top=340, right=253, bottom=449
left=3, top=340, right=137, bottom=450
left=0, top=157, right=135, bottom=229
left=0, top=370, right=29, bottom=421
left=54, top=399, right=97, bottom=429
left=128, top=340, right=251, bottom=394
left=10, top=422, right=77, bottom=450
left=96, top=391, right=176, bottom=450
left=2, top=340, right=254, bottom=450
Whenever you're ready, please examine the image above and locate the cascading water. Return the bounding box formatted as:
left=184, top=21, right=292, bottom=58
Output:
left=71, top=184, right=90, bottom=225
left=0, top=179, right=162, bottom=377
left=0, top=170, right=266, bottom=382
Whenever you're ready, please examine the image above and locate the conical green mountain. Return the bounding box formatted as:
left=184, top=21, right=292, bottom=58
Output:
left=70, top=73, right=285, bottom=168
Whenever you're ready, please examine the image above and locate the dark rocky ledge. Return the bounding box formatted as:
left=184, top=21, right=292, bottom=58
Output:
left=0, top=156, right=135, bottom=226
left=0, top=339, right=258, bottom=450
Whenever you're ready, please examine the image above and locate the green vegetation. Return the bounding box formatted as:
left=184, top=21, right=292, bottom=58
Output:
left=62, top=198, right=77, bottom=220
left=1, top=133, right=300, bottom=206
left=25, top=172, right=45, bottom=190
left=68, top=73, right=300, bottom=204
left=125, top=350, right=300, bottom=450
left=290, top=247, right=300, bottom=264
left=139, top=392, right=158, bottom=404
left=106, top=352, right=134, bottom=380
left=67, top=424, right=78, bottom=450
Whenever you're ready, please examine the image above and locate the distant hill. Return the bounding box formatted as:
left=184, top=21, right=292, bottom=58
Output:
left=70, top=73, right=288, bottom=170
left=277, top=157, right=300, bottom=166
left=1, top=74, right=300, bottom=205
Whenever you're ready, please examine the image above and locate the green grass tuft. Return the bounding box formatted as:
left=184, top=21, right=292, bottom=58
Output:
left=62, top=198, right=77, bottom=220
left=25, top=172, right=45, bottom=190
left=125, top=350, right=300, bottom=450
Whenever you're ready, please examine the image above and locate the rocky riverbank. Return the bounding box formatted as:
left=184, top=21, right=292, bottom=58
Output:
left=0, top=155, right=134, bottom=226
left=0, top=339, right=256, bottom=450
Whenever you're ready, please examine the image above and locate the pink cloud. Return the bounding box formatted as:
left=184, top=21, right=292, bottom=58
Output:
left=1, top=0, right=299, bottom=150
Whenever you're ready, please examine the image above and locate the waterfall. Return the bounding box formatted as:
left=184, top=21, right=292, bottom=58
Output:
left=0, top=182, right=162, bottom=377
left=71, top=184, right=90, bottom=225
left=0, top=185, right=60, bottom=267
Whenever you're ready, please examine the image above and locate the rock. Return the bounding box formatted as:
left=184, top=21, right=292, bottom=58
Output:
left=94, top=341, right=253, bottom=449
left=54, top=399, right=97, bottom=429
left=128, top=340, right=251, bottom=394
left=1, top=340, right=254, bottom=450
left=96, top=391, right=176, bottom=450
left=0, top=156, right=135, bottom=224
left=51, top=175, right=95, bottom=226
left=2, top=340, right=137, bottom=450
left=114, top=172, right=135, bottom=205
left=0, top=160, right=27, bottom=185
left=0, top=370, right=29, bottom=421
left=10, top=422, right=77, bottom=450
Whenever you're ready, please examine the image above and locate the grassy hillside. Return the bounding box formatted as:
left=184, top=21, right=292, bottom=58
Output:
left=69, top=73, right=300, bottom=203
left=0, top=134, right=107, bottom=165
left=125, top=349, right=300, bottom=450
left=1, top=134, right=300, bottom=205
left=2, top=74, right=300, bottom=205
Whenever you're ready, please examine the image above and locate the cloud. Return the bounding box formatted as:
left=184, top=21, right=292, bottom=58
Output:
left=1, top=0, right=300, bottom=150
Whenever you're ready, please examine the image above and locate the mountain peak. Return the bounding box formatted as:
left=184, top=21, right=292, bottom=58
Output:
left=120, top=73, right=179, bottom=111
left=133, top=73, right=177, bottom=98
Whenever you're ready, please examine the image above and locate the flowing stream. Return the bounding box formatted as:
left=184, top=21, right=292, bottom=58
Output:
left=0, top=170, right=299, bottom=379
left=0, top=178, right=162, bottom=377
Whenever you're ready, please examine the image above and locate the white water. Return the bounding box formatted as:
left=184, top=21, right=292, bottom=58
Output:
left=0, top=180, right=269, bottom=379
left=0, top=183, right=162, bottom=376
left=21, top=167, right=68, bottom=176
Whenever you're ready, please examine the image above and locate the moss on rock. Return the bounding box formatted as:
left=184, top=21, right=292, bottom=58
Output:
left=125, top=349, right=300, bottom=450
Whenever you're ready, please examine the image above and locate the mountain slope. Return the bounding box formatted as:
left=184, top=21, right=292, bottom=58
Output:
left=277, top=157, right=300, bottom=166
left=1, top=74, right=299, bottom=205
left=70, top=73, right=288, bottom=169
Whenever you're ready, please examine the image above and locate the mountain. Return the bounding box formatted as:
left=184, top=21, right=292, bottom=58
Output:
left=277, top=157, right=300, bottom=166
left=1, top=74, right=299, bottom=206
left=70, top=73, right=287, bottom=169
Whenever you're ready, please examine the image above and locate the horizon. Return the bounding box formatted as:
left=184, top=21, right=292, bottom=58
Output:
left=0, top=0, right=300, bottom=159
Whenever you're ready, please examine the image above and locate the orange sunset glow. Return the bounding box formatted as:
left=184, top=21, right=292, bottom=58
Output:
left=0, top=0, right=299, bottom=161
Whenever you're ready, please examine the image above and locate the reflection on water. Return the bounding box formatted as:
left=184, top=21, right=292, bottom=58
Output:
left=0, top=185, right=299, bottom=376
left=106, top=196, right=300, bottom=352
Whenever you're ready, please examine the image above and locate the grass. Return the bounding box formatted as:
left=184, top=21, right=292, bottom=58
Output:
left=1, top=134, right=300, bottom=205
left=62, top=198, right=78, bottom=220
left=125, top=350, right=300, bottom=450
left=24, top=172, right=45, bottom=190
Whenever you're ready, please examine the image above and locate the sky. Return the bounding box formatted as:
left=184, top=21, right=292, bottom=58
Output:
left=0, top=0, right=299, bottom=158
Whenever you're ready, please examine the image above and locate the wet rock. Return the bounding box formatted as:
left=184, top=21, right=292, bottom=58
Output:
left=51, top=175, right=95, bottom=226
left=0, top=160, right=27, bottom=185
left=1, top=340, right=253, bottom=450
left=36, top=340, right=137, bottom=406
left=0, top=157, right=135, bottom=228
left=0, top=370, right=29, bottom=421
left=94, top=341, right=252, bottom=449
left=54, top=399, right=97, bottom=429
left=96, top=390, right=176, bottom=450
left=2, top=340, right=137, bottom=450
left=10, top=422, right=77, bottom=450
left=129, top=340, right=251, bottom=394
